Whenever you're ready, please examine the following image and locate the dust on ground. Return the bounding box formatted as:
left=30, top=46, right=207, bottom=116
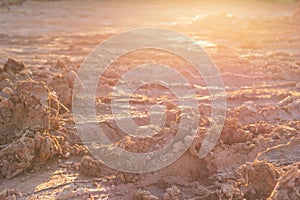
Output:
left=0, top=0, right=300, bottom=199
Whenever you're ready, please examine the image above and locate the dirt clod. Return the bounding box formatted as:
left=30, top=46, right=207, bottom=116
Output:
left=163, top=185, right=182, bottom=200
left=80, top=156, right=102, bottom=177
left=4, top=58, right=25, bottom=73
left=239, top=160, right=281, bottom=199
left=268, top=163, right=300, bottom=200
left=0, top=78, right=64, bottom=178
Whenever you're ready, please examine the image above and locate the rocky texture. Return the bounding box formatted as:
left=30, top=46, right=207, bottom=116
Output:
left=3, top=58, right=25, bottom=72
left=0, top=1, right=300, bottom=199
left=238, top=161, right=281, bottom=199
left=0, top=79, right=64, bottom=178
left=0, top=189, right=22, bottom=200
left=268, top=163, right=300, bottom=200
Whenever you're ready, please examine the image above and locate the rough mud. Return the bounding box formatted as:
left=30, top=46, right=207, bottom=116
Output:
left=269, top=163, right=300, bottom=200
left=238, top=161, right=281, bottom=199
left=0, top=0, right=300, bottom=200
left=0, top=74, right=63, bottom=178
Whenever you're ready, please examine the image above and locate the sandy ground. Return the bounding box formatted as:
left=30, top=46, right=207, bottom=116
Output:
left=0, top=0, right=300, bottom=199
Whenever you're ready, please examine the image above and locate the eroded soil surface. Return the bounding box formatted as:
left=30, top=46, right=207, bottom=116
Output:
left=0, top=0, right=300, bottom=199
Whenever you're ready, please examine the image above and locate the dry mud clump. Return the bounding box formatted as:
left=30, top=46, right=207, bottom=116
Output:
left=0, top=65, right=66, bottom=178
left=0, top=189, right=22, bottom=200
left=46, top=60, right=77, bottom=110
left=238, top=161, right=281, bottom=199
left=238, top=161, right=300, bottom=200
left=74, top=60, right=300, bottom=199
left=268, top=163, right=300, bottom=200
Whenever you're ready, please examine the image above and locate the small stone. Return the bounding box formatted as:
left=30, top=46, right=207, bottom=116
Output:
left=57, top=59, right=66, bottom=69
left=0, top=78, right=13, bottom=90
left=74, top=163, right=80, bottom=171
left=0, top=71, right=10, bottom=81
left=4, top=58, right=25, bottom=72
left=2, top=87, right=14, bottom=95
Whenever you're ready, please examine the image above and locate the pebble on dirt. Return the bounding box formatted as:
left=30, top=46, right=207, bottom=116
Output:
left=4, top=58, right=25, bottom=72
